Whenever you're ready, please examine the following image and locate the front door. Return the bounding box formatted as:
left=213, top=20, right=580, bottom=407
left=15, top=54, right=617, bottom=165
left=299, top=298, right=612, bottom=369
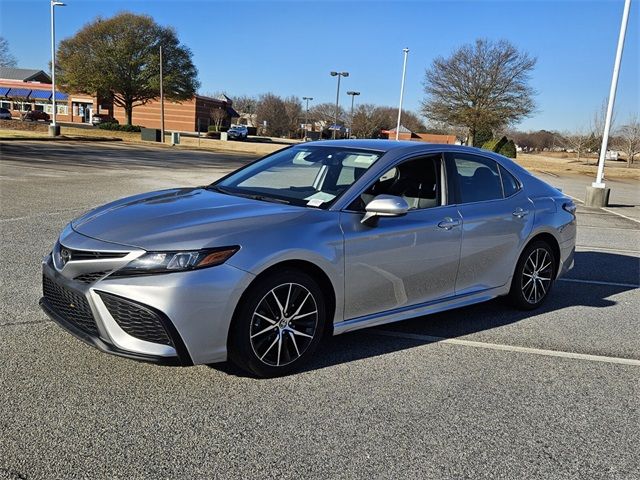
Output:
left=340, top=154, right=462, bottom=320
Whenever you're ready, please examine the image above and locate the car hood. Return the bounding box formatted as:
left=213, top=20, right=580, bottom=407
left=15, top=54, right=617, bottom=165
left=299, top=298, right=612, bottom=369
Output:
left=71, top=187, right=308, bottom=251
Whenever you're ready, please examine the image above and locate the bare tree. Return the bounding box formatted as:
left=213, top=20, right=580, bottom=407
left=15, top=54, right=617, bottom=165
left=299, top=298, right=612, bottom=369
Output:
left=231, top=95, right=257, bottom=126
left=615, top=116, right=640, bottom=167
left=255, top=93, right=289, bottom=137
left=562, top=128, right=595, bottom=161
left=0, top=37, right=17, bottom=67
left=591, top=99, right=617, bottom=163
left=310, top=102, right=345, bottom=130
left=283, top=95, right=303, bottom=138
left=210, top=107, right=226, bottom=132
left=422, top=39, right=537, bottom=146
left=351, top=104, right=387, bottom=138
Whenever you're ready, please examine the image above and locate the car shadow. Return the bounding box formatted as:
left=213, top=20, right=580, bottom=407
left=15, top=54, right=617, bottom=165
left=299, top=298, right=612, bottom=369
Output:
left=210, top=250, right=639, bottom=378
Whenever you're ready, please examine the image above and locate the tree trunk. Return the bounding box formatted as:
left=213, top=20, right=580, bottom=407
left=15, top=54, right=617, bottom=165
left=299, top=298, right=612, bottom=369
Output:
left=468, top=127, right=475, bottom=147
left=124, top=102, right=133, bottom=126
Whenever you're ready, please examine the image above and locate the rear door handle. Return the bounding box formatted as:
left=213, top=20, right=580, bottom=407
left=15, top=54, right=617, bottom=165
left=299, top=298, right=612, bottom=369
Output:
left=512, top=208, right=529, bottom=218
left=437, top=217, right=460, bottom=230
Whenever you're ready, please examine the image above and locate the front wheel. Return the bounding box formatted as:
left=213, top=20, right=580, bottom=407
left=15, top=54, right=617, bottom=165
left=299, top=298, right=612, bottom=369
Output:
left=508, top=241, right=556, bottom=310
left=228, top=270, right=326, bottom=377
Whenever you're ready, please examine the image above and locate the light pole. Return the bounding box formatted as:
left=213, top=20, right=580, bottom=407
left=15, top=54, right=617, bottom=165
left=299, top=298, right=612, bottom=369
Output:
left=159, top=45, right=165, bottom=143
left=303, top=96, right=313, bottom=140
left=50, top=0, right=65, bottom=137
left=395, top=47, right=409, bottom=140
left=346, top=91, right=360, bottom=138
left=330, top=71, right=348, bottom=139
left=586, top=0, right=631, bottom=207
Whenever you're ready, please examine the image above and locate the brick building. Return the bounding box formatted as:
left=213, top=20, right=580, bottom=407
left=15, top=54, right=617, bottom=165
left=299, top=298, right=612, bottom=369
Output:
left=0, top=67, right=237, bottom=132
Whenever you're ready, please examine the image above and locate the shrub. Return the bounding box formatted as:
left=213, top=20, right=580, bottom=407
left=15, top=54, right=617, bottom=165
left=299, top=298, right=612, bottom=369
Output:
left=98, top=122, right=141, bottom=132
left=482, top=136, right=507, bottom=152
left=498, top=139, right=517, bottom=158
left=473, top=128, right=493, bottom=147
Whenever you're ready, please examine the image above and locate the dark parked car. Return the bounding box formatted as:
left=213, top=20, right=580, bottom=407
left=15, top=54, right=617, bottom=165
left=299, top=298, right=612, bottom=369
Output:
left=22, top=110, right=50, bottom=122
left=91, top=114, right=119, bottom=126
left=0, top=107, right=11, bottom=120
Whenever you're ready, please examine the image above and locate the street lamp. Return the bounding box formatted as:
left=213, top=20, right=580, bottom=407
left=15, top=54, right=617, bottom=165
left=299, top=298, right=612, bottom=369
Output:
left=346, top=91, right=360, bottom=138
left=50, top=0, right=66, bottom=137
left=395, top=48, right=409, bottom=140
left=302, top=96, right=313, bottom=140
left=330, top=71, right=349, bottom=139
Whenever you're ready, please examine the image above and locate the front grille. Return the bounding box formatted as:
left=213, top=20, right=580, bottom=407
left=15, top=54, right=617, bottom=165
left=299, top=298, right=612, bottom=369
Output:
left=62, top=247, right=127, bottom=261
left=42, top=276, right=99, bottom=336
left=73, top=271, right=110, bottom=284
left=97, top=292, right=172, bottom=346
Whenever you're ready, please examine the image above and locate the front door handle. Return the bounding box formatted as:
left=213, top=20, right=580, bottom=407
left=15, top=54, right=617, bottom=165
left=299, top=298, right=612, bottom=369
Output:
left=437, top=217, right=460, bottom=230
left=512, top=208, right=529, bottom=218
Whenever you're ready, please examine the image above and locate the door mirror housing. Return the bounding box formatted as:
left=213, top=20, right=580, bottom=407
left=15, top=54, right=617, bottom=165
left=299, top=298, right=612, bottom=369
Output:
left=361, top=194, right=409, bottom=225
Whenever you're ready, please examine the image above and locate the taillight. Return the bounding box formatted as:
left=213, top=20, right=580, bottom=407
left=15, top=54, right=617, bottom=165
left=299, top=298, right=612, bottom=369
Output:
left=562, top=201, right=576, bottom=215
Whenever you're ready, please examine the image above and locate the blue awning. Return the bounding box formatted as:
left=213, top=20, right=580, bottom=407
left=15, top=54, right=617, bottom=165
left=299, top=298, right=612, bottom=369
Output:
left=29, top=89, right=52, bottom=100
left=7, top=88, right=31, bottom=98
left=0, top=87, right=9, bottom=97
left=54, top=91, right=68, bottom=101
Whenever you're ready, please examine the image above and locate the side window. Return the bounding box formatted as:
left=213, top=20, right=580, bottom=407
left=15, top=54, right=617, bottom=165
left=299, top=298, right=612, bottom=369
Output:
left=451, top=154, right=503, bottom=203
left=499, top=165, right=520, bottom=197
left=353, top=154, right=443, bottom=211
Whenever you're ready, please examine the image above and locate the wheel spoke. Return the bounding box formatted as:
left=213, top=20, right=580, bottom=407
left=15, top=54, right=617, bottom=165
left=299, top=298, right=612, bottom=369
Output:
left=291, top=292, right=311, bottom=318
left=288, top=330, right=300, bottom=357
left=287, top=326, right=313, bottom=339
left=272, top=290, right=285, bottom=316
left=260, top=335, right=279, bottom=361
left=276, top=333, right=283, bottom=366
left=284, top=283, right=292, bottom=316
left=254, top=312, right=276, bottom=325
left=293, top=310, right=317, bottom=320
left=251, top=324, right=277, bottom=339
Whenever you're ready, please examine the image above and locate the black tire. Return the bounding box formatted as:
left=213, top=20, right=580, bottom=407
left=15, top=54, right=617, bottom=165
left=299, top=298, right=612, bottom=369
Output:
left=228, top=269, right=327, bottom=377
left=508, top=240, right=556, bottom=310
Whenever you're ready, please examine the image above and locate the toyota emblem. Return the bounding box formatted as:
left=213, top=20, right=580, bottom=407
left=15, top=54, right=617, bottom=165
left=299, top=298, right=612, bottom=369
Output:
left=60, top=248, right=71, bottom=266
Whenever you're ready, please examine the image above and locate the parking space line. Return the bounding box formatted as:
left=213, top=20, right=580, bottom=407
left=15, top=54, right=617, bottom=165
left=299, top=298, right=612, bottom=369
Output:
left=579, top=225, right=639, bottom=232
left=576, top=245, right=639, bottom=254
left=372, top=330, right=640, bottom=366
left=558, top=278, right=639, bottom=288
left=568, top=193, right=640, bottom=225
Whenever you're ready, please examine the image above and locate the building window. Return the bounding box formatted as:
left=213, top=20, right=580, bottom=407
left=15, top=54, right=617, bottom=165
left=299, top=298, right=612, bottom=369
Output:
left=0, top=101, right=10, bottom=110
left=57, top=104, right=68, bottom=115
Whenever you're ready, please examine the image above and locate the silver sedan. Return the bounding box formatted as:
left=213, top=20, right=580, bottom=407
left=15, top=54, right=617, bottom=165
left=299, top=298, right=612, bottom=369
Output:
left=41, top=140, right=576, bottom=377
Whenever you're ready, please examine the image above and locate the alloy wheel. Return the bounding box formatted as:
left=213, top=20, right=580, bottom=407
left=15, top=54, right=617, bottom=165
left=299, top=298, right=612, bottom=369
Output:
left=249, top=283, right=318, bottom=367
left=521, top=248, right=553, bottom=304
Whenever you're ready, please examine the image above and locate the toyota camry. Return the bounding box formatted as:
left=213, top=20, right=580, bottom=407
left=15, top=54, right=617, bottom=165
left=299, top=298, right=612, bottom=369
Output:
left=41, top=140, right=576, bottom=377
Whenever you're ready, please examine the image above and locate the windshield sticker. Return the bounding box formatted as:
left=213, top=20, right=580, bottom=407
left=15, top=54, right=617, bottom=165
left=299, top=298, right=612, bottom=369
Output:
left=304, top=191, right=336, bottom=202
left=307, top=199, right=325, bottom=207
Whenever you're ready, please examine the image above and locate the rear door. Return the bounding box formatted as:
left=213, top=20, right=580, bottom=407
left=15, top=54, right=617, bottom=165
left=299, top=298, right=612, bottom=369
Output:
left=446, top=152, right=534, bottom=295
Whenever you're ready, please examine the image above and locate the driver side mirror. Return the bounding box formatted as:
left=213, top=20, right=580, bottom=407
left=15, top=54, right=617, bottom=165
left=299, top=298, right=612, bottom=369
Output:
left=361, top=194, right=409, bottom=225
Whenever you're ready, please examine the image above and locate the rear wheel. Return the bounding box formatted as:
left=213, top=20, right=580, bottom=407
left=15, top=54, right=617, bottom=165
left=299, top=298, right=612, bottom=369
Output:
left=228, top=270, right=326, bottom=377
left=508, top=241, right=556, bottom=310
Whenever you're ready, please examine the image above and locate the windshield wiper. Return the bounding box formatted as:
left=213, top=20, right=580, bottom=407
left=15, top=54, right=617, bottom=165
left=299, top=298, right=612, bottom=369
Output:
left=206, top=185, right=290, bottom=205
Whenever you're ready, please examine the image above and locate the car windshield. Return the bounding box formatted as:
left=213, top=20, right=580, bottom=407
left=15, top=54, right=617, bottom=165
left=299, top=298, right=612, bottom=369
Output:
left=210, top=145, right=383, bottom=208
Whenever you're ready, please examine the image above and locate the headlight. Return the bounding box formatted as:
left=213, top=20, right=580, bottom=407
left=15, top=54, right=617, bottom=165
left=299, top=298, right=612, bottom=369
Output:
left=111, top=246, right=239, bottom=277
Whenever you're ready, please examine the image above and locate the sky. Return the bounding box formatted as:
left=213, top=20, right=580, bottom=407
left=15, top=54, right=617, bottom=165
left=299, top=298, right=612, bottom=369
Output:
left=0, top=0, right=638, bottom=132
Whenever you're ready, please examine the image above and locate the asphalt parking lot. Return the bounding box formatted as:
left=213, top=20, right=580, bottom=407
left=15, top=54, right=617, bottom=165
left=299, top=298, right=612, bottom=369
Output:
left=1, top=141, right=639, bottom=480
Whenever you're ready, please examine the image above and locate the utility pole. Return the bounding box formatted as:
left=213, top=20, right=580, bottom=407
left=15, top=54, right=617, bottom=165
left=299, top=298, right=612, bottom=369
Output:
left=395, top=48, right=409, bottom=141
left=160, top=45, right=165, bottom=143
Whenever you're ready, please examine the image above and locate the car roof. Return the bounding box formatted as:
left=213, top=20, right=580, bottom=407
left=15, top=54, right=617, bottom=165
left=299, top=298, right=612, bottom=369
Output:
left=300, top=139, right=489, bottom=155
